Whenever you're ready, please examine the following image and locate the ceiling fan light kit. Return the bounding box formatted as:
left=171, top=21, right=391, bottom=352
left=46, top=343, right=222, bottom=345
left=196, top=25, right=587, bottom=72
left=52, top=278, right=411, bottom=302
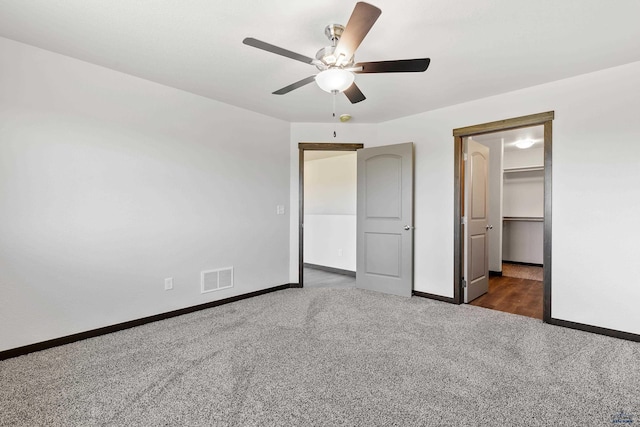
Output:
left=315, top=69, right=355, bottom=93
left=242, top=1, right=430, bottom=106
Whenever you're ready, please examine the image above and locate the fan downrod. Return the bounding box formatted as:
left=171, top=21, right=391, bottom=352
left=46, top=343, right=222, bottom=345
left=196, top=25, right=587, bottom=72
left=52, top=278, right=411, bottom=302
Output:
left=324, top=24, right=345, bottom=44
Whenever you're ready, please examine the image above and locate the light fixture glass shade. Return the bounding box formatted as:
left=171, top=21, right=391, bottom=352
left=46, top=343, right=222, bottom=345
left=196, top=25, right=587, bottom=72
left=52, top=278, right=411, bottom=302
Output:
left=315, top=69, right=355, bottom=93
left=515, top=139, right=535, bottom=149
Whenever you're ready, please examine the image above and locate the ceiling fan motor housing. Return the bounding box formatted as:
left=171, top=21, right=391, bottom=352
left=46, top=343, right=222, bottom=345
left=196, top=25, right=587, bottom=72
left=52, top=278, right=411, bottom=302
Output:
left=324, top=24, right=344, bottom=42
left=316, top=24, right=354, bottom=70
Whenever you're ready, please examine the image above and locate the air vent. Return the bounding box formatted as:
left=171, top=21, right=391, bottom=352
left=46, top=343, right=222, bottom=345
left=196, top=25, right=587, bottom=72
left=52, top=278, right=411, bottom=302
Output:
left=201, top=267, right=234, bottom=294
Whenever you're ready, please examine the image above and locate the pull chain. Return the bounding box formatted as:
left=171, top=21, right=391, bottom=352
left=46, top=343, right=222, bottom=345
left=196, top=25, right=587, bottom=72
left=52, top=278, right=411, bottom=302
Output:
left=331, top=26, right=339, bottom=139
left=332, top=90, right=337, bottom=138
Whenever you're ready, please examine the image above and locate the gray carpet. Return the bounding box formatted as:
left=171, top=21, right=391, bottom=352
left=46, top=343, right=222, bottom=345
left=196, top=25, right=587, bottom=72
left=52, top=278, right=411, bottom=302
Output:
left=303, top=267, right=355, bottom=289
left=1, top=288, right=638, bottom=426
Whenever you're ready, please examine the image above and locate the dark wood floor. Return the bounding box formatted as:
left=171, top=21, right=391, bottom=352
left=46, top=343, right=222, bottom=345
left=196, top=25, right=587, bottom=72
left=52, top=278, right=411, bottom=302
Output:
left=469, top=265, right=543, bottom=320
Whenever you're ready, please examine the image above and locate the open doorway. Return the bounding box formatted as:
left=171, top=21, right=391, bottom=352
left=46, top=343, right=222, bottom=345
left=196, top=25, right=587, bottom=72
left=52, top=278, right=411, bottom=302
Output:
left=298, top=143, right=362, bottom=288
left=303, top=149, right=357, bottom=289
left=453, top=112, right=553, bottom=322
left=298, top=142, right=414, bottom=297
left=465, top=126, right=545, bottom=319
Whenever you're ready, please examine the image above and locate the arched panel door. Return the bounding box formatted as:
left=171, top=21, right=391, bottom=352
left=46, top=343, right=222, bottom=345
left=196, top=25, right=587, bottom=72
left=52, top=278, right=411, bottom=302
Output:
left=356, top=143, right=413, bottom=297
left=464, top=139, right=490, bottom=302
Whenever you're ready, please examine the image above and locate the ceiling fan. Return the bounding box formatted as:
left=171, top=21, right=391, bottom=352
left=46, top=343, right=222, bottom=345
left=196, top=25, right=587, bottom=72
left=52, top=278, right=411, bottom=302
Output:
left=242, top=2, right=430, bottom=104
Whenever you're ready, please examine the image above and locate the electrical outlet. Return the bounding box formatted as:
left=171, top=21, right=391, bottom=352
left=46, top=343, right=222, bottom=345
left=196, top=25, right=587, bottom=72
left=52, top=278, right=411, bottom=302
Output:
left=338, top=249, right=343, bottom=257
left=276, top=205, right=285, bottom=215
left=164, top=277, right=173, bottom=290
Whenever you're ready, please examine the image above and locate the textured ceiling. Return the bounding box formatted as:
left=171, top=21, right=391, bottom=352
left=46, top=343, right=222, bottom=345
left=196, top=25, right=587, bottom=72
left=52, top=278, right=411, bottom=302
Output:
left=1, top=0, right=639, bottom=123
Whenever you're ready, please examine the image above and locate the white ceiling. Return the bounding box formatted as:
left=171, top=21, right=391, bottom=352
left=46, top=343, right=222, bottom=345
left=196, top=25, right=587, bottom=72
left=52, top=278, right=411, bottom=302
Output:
left=1, top=0, right=639, bottom=123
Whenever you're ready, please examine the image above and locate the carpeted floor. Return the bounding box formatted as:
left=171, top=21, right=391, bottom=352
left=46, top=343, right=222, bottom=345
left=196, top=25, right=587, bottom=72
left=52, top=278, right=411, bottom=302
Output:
left=303, top=267, right=355, bottom=289
left=502, top=262, right=543, bottom=281
left=1, top=288, right=638, bottom=426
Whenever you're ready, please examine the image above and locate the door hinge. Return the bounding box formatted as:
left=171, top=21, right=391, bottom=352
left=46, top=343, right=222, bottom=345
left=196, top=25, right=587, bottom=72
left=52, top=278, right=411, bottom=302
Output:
left=461, top=279, right=467, bottom=289
left=461, top=216, right=467, bottom=225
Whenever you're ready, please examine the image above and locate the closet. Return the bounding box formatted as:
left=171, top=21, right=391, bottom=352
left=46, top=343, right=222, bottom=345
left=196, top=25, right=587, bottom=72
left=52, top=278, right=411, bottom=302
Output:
left=502, top=145, right=544, bottom=265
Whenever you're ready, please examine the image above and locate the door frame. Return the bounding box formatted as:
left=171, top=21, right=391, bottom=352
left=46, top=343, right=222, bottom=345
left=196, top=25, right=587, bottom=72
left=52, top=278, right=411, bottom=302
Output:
left=298, top=143, right=363, bottom=288
left=452, top=111, right=554, bottom=322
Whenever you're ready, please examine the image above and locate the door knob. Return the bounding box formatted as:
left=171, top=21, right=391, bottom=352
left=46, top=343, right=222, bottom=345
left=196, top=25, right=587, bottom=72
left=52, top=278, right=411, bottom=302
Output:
left=486, top=225, right=493, bottom=230
left=404, top=225, right=414, bottom=231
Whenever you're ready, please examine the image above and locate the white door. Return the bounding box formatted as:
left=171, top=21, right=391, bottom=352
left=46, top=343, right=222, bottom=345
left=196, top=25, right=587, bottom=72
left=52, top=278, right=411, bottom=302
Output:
left=464, top=138, right=490, bottom=302
left=356, top=143, right=413, bottom=297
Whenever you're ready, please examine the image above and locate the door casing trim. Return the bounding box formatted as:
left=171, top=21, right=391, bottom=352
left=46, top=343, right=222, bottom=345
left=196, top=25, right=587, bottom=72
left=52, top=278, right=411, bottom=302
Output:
left=452, top=111, right=554, bottom=323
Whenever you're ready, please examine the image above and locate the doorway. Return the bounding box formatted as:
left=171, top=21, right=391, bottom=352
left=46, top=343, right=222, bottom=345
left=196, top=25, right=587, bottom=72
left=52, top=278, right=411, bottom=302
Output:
left=465, top=126, right=545, bottom=319
left=298, top=142, right=415, bottom=297
left=298, top=143, right=362, bottom=288
left=453, top=112, right=553, bottom=322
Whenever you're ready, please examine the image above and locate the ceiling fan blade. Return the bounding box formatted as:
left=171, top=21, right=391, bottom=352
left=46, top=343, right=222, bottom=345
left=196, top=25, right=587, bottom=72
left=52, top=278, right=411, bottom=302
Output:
left=273, top=76, right=317, bottom=95
left=354, top=58, right=431, bottom=73
left=333, top=2, right=382, bottom=66
left=343, top=82, right=366, bottom=104
left=243, top=37, right=315, bottom=65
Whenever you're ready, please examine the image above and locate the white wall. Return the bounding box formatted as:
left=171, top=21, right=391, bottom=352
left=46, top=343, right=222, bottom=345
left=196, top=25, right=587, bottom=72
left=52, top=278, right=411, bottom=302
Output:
left=503, top=172, right=544, bottom=217
left=290, top=61, right=640, bottom=335
left=503, top=146, right=544, bottom=169
left=304, top=215, right=356, bottom=271
left=502, top=221, right=543, bottom=264
left=0, top=38, right=290, bottom=352
left=304, top=153, right=356, bottom=271
left=304, top=153, right=356, bottom=215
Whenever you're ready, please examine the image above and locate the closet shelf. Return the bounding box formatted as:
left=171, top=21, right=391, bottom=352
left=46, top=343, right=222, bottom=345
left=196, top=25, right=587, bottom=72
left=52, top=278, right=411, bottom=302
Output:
left=503, top=166, right=544, bottom=173
left=503, top=216, right=543, bottom=222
